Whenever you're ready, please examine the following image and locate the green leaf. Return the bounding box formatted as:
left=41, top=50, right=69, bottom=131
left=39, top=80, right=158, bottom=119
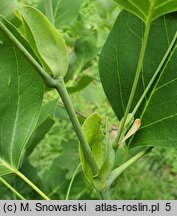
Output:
left=18, top=6, right=68, bottom=78
left=25, top=99, right=58, bottom=157
left=38, top=0, right=83, bottom=28
left=100, top=11, right=175, bottom=119
left=64, top=52, right=78, bottom=82
left=0, top=22, right=44, bottom=175
left=0, top=0, right=20, bottom=19
left=54, top=105, right=70, bottom=121
left=114, top=0, right=177, bottom=24
left=93, top=116, right=115, bottom=191
left=93, top=141, right=115, bottom=191
left=41, top=164, right=68, bottom=199
left=25, top=117, right=55, bottom=157
left=0, top=174, right=15, bottom=198
left=37, top=99, right=58, bottom=126
left=100, top=11, right=177, bottom=148
left=64, top=32, right=98, bottom=82
left=0, top=15, right=39, bottom=62
left=55, top=140, right=80, bottom=179
left=99, top=11, right=143, bottom=119
left=74, top=32, right=98, bottom=65
left=52, top=0, right=83, bottom=28
left=67, top=75, right=94, bottom=94
left=79, top=113, right=104, bottom=184
left=15, top=159, right=41, bottom=199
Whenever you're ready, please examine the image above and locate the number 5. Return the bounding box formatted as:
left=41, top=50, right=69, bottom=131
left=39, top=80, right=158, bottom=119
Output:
left=165, top=203, right=171, bottom=211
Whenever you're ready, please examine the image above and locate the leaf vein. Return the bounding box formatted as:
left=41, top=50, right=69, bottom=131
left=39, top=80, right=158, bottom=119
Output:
left=155, top=77, right=177, bottom=91
left=128, top=0, right=147, bottom=20
left=154, top=0, right=174, bottom=10
left=163, top=16, right=170, bottom=45
left=141, top=113, right=177, bottom=129
left=10, top=46, right=20, bottom=166
left=125, top=21, right=142, bottom=40
left=116, top=31, right=125, bottom=113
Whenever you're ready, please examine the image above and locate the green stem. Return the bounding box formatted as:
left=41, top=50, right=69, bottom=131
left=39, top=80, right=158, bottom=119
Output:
left=66, top=163, right=81, bottom=200
left=114, top=22, right=151, bottom=148
left=56, top=79, right=98, bottom=176
left=0, top=177, right=25, bottom=200
left=44, top=0, right=55, bottom=26
left=0, top=21, right=58, bottom=88
left=108, top=146, right=153, bottom=187
left=14, top=169, right=50, bottom=200
left=0, top=159, right=50, bottom=200
left=132, top=31, right=177, bottom=115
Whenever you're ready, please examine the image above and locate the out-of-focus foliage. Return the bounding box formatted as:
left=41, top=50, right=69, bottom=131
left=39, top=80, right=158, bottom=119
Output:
left=0, top=0, right=20, bottom=19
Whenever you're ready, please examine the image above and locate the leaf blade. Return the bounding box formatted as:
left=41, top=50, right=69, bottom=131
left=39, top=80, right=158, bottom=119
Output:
left=100, top=11, right=177, bottom=148
left=114, top=0, right=177, bottom=23
left=79, top=113, right=103, bottom=184
left=18, top=6, right=68, bottom=78
left=0, top=22, right=44, bottom=174
left=53, top=0, right=83, bottom=28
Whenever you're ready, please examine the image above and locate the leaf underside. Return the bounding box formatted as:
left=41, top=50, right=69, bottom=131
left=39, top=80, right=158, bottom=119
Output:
left=19, top=6, right=68, bottom=78
left=0, top=26, right=44, bottom=175
left=99, top=11, right=177, bottom=148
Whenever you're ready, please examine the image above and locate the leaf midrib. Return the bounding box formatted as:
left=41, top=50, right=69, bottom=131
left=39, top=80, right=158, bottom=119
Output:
left=0, top=156, right=16, bottom=175
left=10, top=46, right=20, bottom=166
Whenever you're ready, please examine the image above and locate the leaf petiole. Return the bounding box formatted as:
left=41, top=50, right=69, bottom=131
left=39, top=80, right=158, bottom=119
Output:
left=65, top=163, right=81, bottom=200
left=108, top=146, right=153, bottom=187
left=0, top=159, right=50, bottom=200
left=113, top=21, right=151, bottom=148
left=0, top=177, right=25, bottom=200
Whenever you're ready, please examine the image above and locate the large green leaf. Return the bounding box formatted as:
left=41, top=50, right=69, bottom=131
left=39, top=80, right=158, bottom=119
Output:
left=114, top=0, right=177, bottom=24
left=18, top=6, right=68, bottom=78
left=0, top=21, right=44, bottom=175
left=99, top=11, right=177, bottom=148
left=100, top=11, right=144, bottom=119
